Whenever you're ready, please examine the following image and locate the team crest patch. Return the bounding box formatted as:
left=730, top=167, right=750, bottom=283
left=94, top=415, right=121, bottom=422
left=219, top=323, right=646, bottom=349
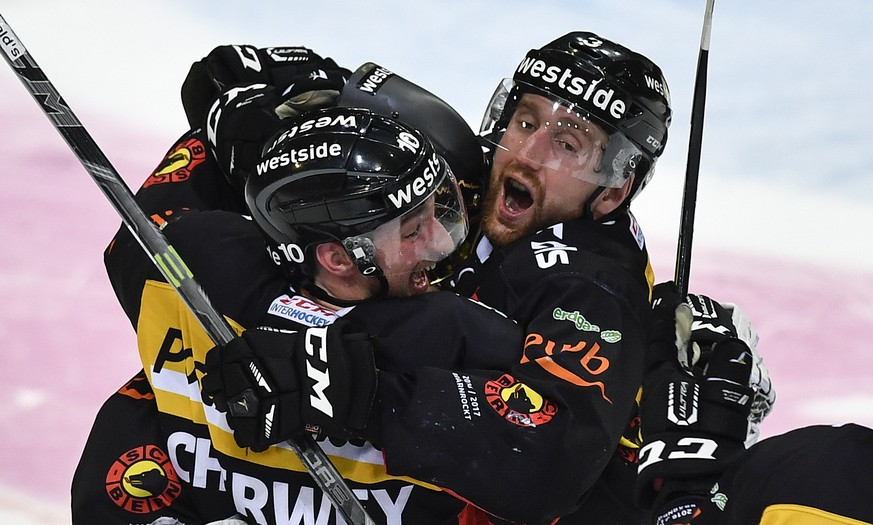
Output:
left=143, top=138, right=207, bottom=188
left=105, top=444, right=182, bottom=514
left=485, top=374, right=557, bottom=427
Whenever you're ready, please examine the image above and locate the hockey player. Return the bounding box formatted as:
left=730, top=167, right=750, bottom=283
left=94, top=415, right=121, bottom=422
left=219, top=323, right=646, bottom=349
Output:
left=426, top=31, right=672, bottom=524
left=72, top=47, right=510, bottom=524
left=73, top=104, right=525, bottom=524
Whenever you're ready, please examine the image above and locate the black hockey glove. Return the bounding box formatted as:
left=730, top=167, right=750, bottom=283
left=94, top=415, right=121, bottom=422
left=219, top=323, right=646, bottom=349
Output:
left=182, top=44, right=351, bottom=127
left=684, top=291, right=774, bottom=443
left=204, top=82, right=284, bottom=192
left=200, top=318, right=378, bottom=452
left=194, top=45, right=350, bottom=191
left=637, top=282, right=755, bottom=518
left=204, top=78, right=346, bottom=192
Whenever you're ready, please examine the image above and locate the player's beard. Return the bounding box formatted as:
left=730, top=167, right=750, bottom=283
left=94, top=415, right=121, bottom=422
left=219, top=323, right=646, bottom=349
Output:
left=480, top=167, right=550, bottom=247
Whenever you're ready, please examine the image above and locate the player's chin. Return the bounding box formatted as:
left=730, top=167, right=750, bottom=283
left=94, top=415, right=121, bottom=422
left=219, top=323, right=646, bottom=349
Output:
left=482, top=211, right=533, bottom=247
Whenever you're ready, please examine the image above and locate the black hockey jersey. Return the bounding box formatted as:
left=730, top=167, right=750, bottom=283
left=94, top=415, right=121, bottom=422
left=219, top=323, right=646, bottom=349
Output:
left=438, top=213, right=656, bottom=524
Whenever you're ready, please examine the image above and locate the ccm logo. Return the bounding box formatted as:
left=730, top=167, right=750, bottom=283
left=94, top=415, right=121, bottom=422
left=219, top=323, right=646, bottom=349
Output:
left=304, top=327, right=333, bottom=417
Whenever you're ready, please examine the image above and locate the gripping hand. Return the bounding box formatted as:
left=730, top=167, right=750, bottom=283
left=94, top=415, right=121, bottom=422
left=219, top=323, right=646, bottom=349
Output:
left=192, top=45, right=350, bottom=191
left=200, top=318, right=378, bottom=452
left=182, top=44, right=351, bottom=126
left=637, top=339, right=754, bottom=515
left=637, top=282, right=773, bottom=521
left=685, top=293, right=775, bottom=445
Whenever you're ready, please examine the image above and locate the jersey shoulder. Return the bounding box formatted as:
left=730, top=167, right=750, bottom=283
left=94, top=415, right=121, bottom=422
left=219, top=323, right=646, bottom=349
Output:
left=486, top=214, right=651, bottom=306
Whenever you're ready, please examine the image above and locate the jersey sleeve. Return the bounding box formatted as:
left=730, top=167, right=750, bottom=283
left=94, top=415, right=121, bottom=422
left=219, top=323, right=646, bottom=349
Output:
left=105, top=209, right=286, bottom=330
left=129, top=128, right=245, bottom=216
left=104, top=128, right=257, bottom=327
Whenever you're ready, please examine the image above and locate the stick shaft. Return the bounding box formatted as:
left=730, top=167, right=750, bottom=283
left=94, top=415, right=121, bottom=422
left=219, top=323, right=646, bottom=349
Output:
left=674, top=0, right=716, bottom=296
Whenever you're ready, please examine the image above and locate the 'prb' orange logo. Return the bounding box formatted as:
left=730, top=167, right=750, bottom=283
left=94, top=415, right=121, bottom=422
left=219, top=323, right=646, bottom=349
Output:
left=522, top=333, right=612, bottom=403
left=143, top=138, right=207, bottom=188
left=105, top=444, right=181, bottom=514
left=485, top=374, right=557, bottom=427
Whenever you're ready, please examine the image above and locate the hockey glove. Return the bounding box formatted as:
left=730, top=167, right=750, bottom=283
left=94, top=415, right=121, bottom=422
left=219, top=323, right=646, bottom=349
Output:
left=197, top=46, right=350, bottom=191
left=204, top=82, right=284, bottom=192
left=637, top=336, right=754, bottom=515
left=637, top=283, right=756, bottom=517
left=200, top=318, right=378, bottom=452
left=182, top=44, right=351, bottom=127
left=684, top=292, right=775, bottom=445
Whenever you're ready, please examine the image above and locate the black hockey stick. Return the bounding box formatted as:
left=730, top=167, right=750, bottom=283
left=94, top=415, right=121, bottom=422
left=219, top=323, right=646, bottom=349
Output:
left=674, top=0, right=716, bottom=296
left=0, top=13, right=374, bottom=525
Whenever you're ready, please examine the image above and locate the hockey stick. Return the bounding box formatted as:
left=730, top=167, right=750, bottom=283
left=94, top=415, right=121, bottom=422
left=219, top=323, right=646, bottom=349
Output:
left=674, top=0, right=716, bottom=296
left=0, top=13, right=374, bottom=525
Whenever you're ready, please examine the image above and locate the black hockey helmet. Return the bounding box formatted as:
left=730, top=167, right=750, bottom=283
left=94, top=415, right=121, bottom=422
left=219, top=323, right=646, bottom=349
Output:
left=339, top=62, right=486, bottom=221
left=339, top=62, right=486, bottom=283
left=480, top=31, right=672, bottom=203
left=245, top=106, right=468, bottom=292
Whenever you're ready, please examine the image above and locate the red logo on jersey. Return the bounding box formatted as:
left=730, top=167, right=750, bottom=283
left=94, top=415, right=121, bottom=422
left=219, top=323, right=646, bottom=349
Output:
left=104, top=444, right=182, bottom=514
left=142, top=138, right=207, bottom=188
left=484, top=374, right=557, bottom=427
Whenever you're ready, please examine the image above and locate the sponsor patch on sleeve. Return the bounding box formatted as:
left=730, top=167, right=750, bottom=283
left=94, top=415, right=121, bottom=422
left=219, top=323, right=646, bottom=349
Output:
left=628, top=211, right=645, bottom=250
left=267, top=294, right=337, bottom=327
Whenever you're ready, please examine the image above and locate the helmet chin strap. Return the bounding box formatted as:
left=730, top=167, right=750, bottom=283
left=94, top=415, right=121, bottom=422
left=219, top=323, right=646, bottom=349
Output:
left=306, top=282, right=385, bottom=308
left=580, top=186, right=607, bottom=221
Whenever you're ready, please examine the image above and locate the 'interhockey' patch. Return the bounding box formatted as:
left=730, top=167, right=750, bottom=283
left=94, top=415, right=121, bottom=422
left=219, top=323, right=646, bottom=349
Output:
left=267, top=294, right=338, bottom=327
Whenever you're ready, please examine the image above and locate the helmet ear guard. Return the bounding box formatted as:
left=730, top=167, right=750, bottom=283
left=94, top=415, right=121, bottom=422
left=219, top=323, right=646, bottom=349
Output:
left=341, top=236, right=380, bottom=277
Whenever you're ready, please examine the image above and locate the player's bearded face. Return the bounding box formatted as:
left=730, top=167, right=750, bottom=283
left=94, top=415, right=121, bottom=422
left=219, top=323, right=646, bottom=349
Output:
left=482, top=94, right=608, bottom=247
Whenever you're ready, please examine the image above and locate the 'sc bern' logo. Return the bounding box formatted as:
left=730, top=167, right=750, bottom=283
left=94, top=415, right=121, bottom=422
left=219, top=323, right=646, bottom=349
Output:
left=104, top=444, right=182, bottom=514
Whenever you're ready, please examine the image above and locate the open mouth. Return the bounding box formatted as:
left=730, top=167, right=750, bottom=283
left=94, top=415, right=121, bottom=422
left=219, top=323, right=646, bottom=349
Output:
left=503, top=178, right=534, bottom=214
left=410, top=261, right=437, bottom=292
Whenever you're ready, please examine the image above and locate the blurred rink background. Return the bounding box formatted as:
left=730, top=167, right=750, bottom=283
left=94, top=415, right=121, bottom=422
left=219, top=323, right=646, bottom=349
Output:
left=1, top=0, right=872, bottom=521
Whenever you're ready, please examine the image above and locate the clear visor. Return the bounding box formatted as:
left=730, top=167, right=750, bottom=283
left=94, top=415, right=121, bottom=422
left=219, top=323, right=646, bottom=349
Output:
left=480, top=78, right=644, bottom=189
left=342, top=165, right=469, bottom=279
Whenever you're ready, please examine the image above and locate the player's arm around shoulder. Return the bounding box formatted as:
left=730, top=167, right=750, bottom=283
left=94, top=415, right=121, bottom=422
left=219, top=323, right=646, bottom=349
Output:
left=135, top=127, right=247, bottom=216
